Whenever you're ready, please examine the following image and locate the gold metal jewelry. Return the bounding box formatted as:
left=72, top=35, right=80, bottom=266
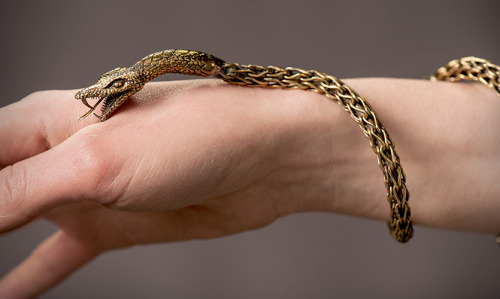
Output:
left=75, top=50, right=499, bottom=243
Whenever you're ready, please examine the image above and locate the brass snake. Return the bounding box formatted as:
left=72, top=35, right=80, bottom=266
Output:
left=75, top=49, right=500, bottom=243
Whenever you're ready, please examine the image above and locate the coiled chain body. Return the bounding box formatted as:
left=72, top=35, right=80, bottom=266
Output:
left=76, top=50, right=500, bottom=243
left=218, top=63, right=412, bottom=242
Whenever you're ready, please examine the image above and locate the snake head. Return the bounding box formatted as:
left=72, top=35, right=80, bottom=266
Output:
left=75, top=67, right=146, bottom=121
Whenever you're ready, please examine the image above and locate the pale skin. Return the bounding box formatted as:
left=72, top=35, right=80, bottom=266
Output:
left=0, top=78, right=499, bottom=298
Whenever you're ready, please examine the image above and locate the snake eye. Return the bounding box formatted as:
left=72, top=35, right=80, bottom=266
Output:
left=107, top=79, right=125, bottom=88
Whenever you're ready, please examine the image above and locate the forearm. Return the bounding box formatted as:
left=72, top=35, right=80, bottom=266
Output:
left=310, top=78, right=500, bottom=233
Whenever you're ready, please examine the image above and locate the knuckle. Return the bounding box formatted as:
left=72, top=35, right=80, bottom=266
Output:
left=67, top=130, right=121, bottom=201
left=22, top=90, right=56, bottom=104
left=21, top=90, right=75, bottom=115
left=0, top=164, right=27, bottom=215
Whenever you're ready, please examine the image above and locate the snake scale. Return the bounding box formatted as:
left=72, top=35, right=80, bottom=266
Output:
left=76, top=49, right=500, bottom=243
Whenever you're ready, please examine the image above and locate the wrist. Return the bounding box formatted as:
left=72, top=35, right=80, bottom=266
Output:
left=343, top=78, right=500, bottom=233
left=257, top=84, right=388, bottom=220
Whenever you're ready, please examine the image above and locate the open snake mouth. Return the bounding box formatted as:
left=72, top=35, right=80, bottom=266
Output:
left=76, top=92, right=127, bottom=122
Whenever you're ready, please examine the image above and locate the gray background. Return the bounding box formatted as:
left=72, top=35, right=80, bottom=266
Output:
left=1, top=0, right=500, bottom=298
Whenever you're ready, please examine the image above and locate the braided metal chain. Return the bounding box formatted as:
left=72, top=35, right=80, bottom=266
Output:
left=218, top=63, right=413, bottom=243
left=431, top=56, right=500, bottom=96
left=77, top=49, right=499, bottom=244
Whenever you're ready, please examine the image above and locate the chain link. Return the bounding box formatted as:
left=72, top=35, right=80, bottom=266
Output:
left=219, top=63, right=413, bottom=243
left=431, top=56, right=500, bottom=96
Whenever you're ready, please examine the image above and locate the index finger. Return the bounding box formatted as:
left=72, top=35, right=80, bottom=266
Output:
left=0, top=90, right=96, bottom=168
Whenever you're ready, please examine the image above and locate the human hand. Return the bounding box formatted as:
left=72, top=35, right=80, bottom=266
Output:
left=1, top=78, right=499, bottom=298
left=0, top=79, right=359, bottom=297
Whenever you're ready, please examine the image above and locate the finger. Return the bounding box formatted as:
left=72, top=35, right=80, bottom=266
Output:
left=0, top=230, right=97, bottom=298
left=0, top=98, right=50, bottom=168
left=0, top=90, right=96, bottom=168
left=0, top=130, right=111, bottom=233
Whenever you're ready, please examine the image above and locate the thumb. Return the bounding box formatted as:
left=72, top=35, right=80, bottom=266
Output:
left=0, top=131, right=110, bottom=233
